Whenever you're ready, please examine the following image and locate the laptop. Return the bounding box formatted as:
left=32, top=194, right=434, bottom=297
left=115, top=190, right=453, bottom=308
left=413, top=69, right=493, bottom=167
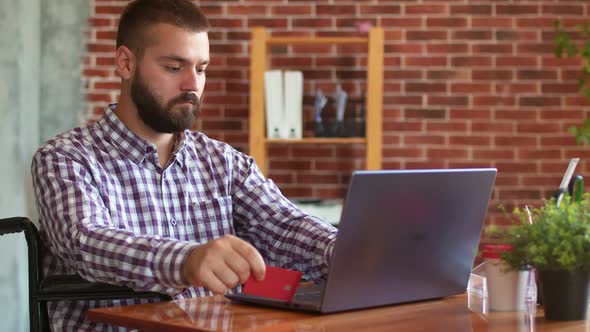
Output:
left=226, top=168, right=497, bottom=313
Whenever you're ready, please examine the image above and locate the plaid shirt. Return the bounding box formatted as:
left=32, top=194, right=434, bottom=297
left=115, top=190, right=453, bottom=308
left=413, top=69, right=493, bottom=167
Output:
left=32, top=105, right=337, bottom=331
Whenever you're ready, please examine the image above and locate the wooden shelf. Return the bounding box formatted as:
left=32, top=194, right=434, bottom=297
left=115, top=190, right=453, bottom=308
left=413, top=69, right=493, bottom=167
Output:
left=268, top=37, right=368, bottom=45
left=248, top=27, right=384, bottom=177
left=265, top=138, right=367, bottom=145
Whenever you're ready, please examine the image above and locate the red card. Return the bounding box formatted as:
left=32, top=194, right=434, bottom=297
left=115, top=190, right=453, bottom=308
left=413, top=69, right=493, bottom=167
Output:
left=242, top=266, right=302, bottom=302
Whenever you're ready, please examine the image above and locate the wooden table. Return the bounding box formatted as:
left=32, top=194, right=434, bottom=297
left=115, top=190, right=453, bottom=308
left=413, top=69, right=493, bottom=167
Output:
left=87, top=293, right=590, bottom=331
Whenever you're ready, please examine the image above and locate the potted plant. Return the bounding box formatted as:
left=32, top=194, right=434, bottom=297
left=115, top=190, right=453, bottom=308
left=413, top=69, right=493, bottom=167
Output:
left=488, top=194, right=590, bottom=320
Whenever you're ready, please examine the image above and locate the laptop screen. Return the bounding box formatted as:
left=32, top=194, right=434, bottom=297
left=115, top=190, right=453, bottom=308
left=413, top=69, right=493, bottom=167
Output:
left=322, top=168, right=496, bottom=313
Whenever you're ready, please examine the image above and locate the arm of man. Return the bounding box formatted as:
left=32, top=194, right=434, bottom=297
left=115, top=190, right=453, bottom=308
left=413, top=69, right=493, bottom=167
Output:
left=229, top=153, right=338, bottom=283
left=32, top=147, right=265, bottom=295
left=32, top=147, right=198, bottom=295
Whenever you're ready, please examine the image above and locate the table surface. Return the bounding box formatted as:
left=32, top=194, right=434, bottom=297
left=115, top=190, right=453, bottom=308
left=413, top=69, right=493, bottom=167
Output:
left=87, top=293, right=590, bottom=331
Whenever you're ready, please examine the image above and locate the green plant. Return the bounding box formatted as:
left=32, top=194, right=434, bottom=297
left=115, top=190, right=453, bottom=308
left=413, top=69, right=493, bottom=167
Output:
left=486, top=194, right=590, bottom=272
left=554, top=21, right=590, bottom=144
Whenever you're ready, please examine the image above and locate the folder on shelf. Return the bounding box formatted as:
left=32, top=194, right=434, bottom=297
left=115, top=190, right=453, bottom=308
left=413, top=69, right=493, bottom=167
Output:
left=284, top=70, right=303, bottom=139
left=264, top=70, right=285, bottom=139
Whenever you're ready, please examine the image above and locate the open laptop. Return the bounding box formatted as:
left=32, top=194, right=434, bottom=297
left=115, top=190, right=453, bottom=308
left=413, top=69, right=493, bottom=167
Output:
left=226, top=168, right=497, bottom=313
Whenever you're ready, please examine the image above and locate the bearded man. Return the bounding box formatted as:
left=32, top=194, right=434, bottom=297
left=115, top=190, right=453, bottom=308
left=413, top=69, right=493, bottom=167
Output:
left=31, top=0, right=336, bottom=330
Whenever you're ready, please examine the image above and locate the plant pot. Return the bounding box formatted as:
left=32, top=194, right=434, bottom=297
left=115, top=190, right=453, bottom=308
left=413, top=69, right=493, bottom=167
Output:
left=538, top=270, right=590, bottom=321
left=484, top=259, right=532, bottom=311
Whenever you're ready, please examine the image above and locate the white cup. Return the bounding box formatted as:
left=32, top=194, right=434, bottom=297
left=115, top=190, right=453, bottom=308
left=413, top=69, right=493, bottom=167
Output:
left=484, top=258, right=531, bottom=311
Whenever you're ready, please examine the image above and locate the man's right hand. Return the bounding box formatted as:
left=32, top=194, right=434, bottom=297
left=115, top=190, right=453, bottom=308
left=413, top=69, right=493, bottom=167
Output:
left=182, top=235, right=266, bottom=294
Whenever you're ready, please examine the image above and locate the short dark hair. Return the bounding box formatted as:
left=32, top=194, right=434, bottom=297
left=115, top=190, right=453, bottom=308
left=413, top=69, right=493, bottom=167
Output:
left=116, top=0, right=210, bottom=56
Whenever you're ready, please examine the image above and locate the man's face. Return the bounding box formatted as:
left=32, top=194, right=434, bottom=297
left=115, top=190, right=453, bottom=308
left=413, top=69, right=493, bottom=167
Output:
left=130, top=24, right=210, bottom=133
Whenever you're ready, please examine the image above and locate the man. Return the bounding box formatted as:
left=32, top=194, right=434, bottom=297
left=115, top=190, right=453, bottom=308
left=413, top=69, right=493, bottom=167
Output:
left=31, top=0, right=337, bottom=330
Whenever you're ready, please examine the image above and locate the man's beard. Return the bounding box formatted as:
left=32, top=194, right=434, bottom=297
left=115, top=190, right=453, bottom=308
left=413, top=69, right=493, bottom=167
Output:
left=130, top=70, right=201, bottom=133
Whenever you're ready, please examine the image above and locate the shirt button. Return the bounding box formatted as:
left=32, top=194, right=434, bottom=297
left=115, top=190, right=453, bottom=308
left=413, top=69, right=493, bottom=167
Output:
left=170, top=219, right=177, bottom=226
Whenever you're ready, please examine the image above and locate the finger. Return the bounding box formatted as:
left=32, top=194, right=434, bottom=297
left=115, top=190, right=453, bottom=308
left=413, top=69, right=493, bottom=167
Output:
left=223, top=250, right=252, bottom=284
left=212, top=262, right=241, bottom=290
left=229, top=237, right=266, bottom=281
left=201, top=269, right=228, bottom=295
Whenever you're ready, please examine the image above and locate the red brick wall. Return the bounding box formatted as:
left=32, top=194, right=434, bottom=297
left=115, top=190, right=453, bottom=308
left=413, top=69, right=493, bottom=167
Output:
left=86, top=0, right=590, bottom=225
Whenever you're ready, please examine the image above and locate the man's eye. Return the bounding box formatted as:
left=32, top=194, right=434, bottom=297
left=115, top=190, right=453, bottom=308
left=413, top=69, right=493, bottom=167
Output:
left=165, top=66, right=181, bottom=72
left=197, top=69, right=207, bottom=76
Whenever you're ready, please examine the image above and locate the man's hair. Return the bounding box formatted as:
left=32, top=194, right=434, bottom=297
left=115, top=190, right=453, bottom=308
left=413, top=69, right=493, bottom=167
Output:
left=116, top=0, right=210, bottom=56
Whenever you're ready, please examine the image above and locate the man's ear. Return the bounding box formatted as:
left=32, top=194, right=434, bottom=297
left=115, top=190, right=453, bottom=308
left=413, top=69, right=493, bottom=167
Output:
left=115, top=46, right=136, bottom=80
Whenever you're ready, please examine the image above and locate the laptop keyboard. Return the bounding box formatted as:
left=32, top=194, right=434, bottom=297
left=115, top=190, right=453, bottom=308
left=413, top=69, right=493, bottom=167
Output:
left=293, top=284, right=324, bottom=303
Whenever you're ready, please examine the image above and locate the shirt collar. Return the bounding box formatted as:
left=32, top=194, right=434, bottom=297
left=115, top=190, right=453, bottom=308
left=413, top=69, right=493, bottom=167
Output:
left=172, top=130, right=191, bottom=167
left=98, top=104, right=190, bottom=167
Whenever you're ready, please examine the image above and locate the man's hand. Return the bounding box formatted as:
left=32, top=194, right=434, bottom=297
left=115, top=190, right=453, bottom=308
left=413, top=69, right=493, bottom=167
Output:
left=182, top=235, right=266, bottom=294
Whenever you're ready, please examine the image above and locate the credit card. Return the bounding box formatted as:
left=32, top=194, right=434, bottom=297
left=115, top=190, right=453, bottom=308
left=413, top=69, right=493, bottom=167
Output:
left=242, top=266, right=302, bottom=302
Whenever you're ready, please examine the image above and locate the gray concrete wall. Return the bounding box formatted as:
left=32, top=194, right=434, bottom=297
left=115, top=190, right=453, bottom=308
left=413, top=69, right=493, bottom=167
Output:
left=0, top=0, right=88, bottom=330
left=40, top=0, right=89, bottom=142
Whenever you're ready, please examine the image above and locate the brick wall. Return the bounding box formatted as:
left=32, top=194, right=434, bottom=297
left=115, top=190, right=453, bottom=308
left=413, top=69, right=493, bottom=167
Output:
left=86, top=0, right=590, bottom=225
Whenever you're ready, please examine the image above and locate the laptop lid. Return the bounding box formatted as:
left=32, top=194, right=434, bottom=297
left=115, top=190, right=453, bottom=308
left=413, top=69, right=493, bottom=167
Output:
left=320, top=168, right=496, bottom=313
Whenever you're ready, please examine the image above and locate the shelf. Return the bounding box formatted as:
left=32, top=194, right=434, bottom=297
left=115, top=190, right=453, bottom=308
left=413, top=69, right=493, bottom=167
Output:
left=266, top=138, right=367, bottom=145
left=248, top=27, right=383, bottom=177
left=268, top=37, right=368, bottom=45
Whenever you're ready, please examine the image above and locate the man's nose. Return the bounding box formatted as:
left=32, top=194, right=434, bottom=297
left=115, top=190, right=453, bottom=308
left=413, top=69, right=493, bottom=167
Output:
left=181, top=68, right=200, bottom=92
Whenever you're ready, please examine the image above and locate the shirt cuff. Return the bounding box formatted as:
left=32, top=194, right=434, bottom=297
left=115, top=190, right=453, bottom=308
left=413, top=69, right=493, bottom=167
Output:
left=324, top=236, right=337, bottom=266
left=311, top=232, right=337, bottom=282
left=153, top=241, right=200, bottom=289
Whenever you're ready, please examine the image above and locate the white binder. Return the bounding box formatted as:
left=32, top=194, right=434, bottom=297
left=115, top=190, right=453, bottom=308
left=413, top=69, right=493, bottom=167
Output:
left=264, top=70, right=284, bottom=139
left=284, top=71, right=303, bottom=139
